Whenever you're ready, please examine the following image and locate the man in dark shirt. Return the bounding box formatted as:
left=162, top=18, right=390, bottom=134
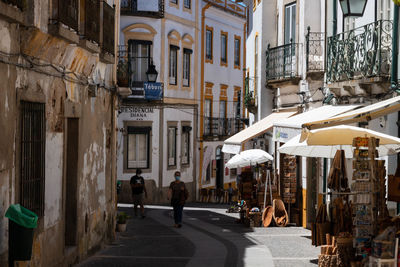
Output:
left=130, top=169, right=147, bottom=218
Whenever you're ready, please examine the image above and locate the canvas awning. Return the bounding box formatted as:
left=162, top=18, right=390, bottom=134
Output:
left=273, top=105, right=360, bottom=143
left=302, top=96, right=400, bottom=130
left=222, top=111, right=296, bottom=154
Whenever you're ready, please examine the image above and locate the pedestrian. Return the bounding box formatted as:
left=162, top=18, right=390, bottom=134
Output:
left=228, top=183, right=233, bottom=204
left=130, top=169, right=147, bottom=218
left=167, top=171, right=189, bottom=228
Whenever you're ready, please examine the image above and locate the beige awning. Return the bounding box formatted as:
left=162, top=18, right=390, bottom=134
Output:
left=222, top=111, right=296, bottom=154
left=303, top=96, right=400, bottom=130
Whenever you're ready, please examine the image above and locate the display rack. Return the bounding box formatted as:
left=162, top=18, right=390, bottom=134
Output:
left=352, top=137, right=379, bottom=257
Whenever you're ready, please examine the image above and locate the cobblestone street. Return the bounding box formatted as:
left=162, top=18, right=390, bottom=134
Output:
left=78, top=204, right=319, bottom=267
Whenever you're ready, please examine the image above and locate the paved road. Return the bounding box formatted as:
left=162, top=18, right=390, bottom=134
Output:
left=77, top=204, right=319, bottom=267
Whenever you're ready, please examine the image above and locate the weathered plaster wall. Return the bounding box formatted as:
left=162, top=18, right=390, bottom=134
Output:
left=0, top=8, right=117, bottom=267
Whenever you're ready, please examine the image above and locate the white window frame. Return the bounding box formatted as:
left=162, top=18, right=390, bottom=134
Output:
left=234, top=38, right=240, bottom=67
left=284, top=3, right=296, bottom=44
left=184, top=0, right=190, bottom=9
left=221, top=34, right=227, bottom=64
left=206, top=30, right=213, bottom=60
left=169, top=46, right=178, bottom=85
left=127, top=127, right=150, bottom=169
left=183, top=49, right=191, bottom=87
left=181, top=127, right=190, bottom=165
left=168, top=126, right=177, bottom=166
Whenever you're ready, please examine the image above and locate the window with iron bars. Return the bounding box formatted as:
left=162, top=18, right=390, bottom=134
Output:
left=20, top=101, right=45, bottom=217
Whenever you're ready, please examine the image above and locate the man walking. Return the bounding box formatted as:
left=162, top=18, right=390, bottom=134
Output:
left=130, top=169, right=147, bottom=218
left=168, top=171, right=189, bottom=228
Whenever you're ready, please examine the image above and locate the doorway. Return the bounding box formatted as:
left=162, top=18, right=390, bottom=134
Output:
left=215, top=146, right=224, bottom=189
left=306, top=157, right=318, bottom=229
left=65, top=118, right=79, bottom=246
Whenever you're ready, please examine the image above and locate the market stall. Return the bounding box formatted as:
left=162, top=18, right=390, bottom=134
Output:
left=226, top=149, right=284, bottom=227
left=279, top=126, right=400, bottom=266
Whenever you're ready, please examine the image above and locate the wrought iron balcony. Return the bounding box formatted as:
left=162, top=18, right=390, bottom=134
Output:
left=203, top=118, right=244, bottom=138
left=326, top=20, right=393, bottom=83
left=57, top=0, right=79, bottom=31
left=85, top=0, right=100, bottom=44
left=266, top=43, right=300, bottom=81
left=306, top=28, right=324, bottom=73
left=1, top=0, right=26, bottom=10
left=121, top=0, right=164, bottom=18
left=117, top=45, right=151, bottom=88
left=102, top=2, right=115, bottom=55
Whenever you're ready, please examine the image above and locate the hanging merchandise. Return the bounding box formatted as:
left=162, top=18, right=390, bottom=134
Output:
left=313, top=204, right=331, bottom=246
left=282, top=155, right=297, bottom=204
left=327, top=150, right=348, bottom=191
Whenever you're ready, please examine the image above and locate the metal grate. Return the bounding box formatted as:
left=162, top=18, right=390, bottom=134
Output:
left=266, top=43, right=300, bottom=81
left=85, top=0, right=100, bottom=44
left=102, top=2, right=115, bottom=55
left=20, top=101, right=45, bottom=217
left=58, top=0, right=79, bottom=31
left=306, top=29, right=325, bottom=72
left=2, top=0, right=26, bottom=10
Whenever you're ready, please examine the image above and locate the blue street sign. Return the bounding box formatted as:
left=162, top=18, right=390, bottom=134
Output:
left=144, top=82, right=163, bottom=100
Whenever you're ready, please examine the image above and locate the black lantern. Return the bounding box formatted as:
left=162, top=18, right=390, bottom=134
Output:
left=146, top=61, right=158, bottom=83
left=339, top=0, right=368, bottom=17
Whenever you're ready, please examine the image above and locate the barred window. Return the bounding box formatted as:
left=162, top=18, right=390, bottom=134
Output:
left=20, top=101, right=45, bottom=216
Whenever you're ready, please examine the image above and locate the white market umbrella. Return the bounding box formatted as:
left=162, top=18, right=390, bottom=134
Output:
left=226, top=149, right=273, bottom=168
left=279, top=125, right=400, bottom=158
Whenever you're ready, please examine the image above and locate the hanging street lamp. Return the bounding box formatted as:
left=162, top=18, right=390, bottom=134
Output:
left=339, top=0, right=368, bottom=17
left=146, top=61, right=158, bottom=83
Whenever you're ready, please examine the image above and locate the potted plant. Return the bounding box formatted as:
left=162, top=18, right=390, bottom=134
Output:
left=116, top=212, right=129, bottom=232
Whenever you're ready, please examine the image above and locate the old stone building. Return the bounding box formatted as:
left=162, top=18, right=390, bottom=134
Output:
left=0, top=0, right=119, bottom=266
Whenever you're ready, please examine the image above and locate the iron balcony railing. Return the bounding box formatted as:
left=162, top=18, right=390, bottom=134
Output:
left=326, top=20, right=393, bottom=83
left=85, top=0, right=100, bottom=44
left=203, top=118, right=245, bottom=137
left=121, top=0, right=164, bottom=18
left=103, top=2, right=115, bottom=55
left=57, top=0, right=79, bottom=31
left=117, top=45, right=151, bottom=89
left=266, top=42, right=300, bottom=81
left=2, top=0, right=26, bottom=10
left=306, top=28, right=324, bottom=73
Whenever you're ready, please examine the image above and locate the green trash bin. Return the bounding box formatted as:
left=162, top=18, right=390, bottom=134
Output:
left=5, top=204, right=38, bottom=263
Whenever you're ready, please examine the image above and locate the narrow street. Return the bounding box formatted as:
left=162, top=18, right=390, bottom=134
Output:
left=78, top=204, right=319, bottom=267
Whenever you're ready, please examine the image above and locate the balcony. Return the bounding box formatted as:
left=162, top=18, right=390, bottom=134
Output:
left=203, top=118, right=245, bottom=139
left=266, top=43, right=300, bottom=82
left=84, top=0, right=100, bottom=44
left=57, top=0, right=78, bottom=31
left=203, top=0, right=246, bottom=18
left=326, top=20, right=392, bottom=83
left=1, top=0, right=25, bottom=10
left=306, top=28, right=324, bottom=75
left=102, top=2, right=115, bottom=56
left=121, top=0, right=164, bottom=18
left=117, top=45, right=163, bottom=100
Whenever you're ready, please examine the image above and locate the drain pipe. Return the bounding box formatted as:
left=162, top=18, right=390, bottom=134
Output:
left=392, top=5, right=399, bottom=214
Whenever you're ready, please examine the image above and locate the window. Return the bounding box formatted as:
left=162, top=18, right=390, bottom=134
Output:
left=235, top=90, right=241, bottom=118
left=234, top=37, right=241, bottom=68
left=127, top=127, right=150, bottom=169
left=183, top=49, right=192, bottom=87
left=128, top=40, right=152, bottom=85
left=221, top=32, right=227, bottom=65
left=184, top=0, right=190, bottom=9
left=206, top=28, right=213, bottom=62
left=20, top=101, right=45, bottom=216
left=169, top=45, right=178, bottom=85
left=378, top=0, right=391, bottom=20
left=204, top=99, right=212, bottom=135
left=219, top=100, right=227, bottom=135
left=168, top=127, right=177, bottom=166
left=284, top=3, right=296, bottom=44
left=181, top=126, right=191, bottom=165
left=170, top=0, right=177, bottom=4
left=254, top=35, right=258, bottom=94
left=206, top=162, right=211, bottom=182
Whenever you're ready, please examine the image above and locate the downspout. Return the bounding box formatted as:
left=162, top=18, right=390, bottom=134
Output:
left=333, top=0, right=337, bottom=36
left=392, top=4, right=399, bottom=213
left=199, top=3, right=211, bottom=195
